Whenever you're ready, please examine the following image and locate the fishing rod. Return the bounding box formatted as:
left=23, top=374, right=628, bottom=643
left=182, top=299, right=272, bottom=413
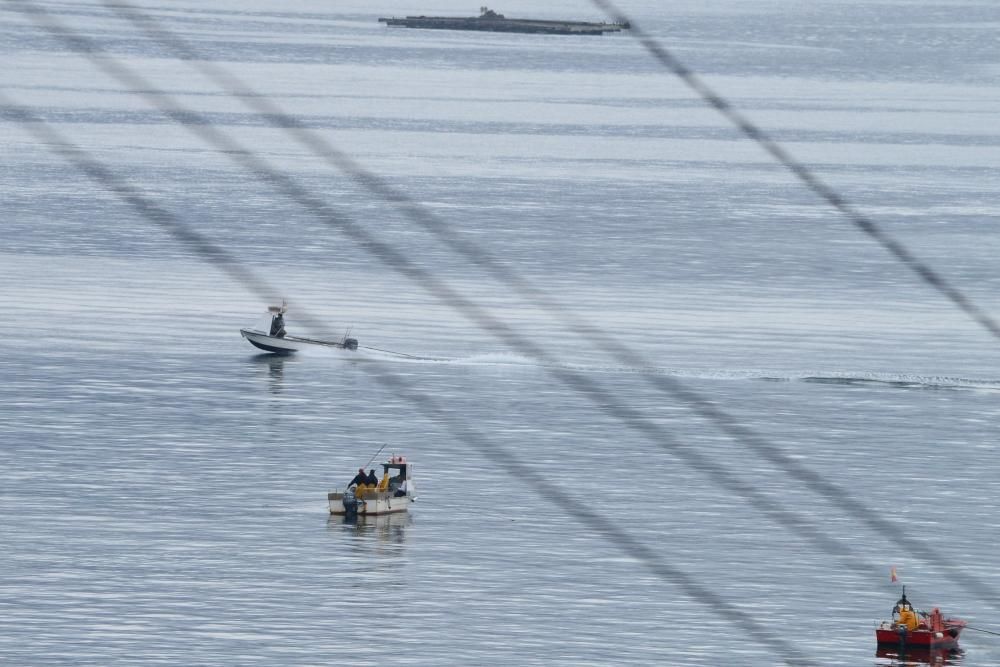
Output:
left=965, top=625, right=1000, bottom=637
left=362, top=443, right=387, bottom=471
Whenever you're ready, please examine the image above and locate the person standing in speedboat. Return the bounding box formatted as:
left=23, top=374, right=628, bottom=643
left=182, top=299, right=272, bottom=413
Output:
left=269, top=312, right=286, bottom=338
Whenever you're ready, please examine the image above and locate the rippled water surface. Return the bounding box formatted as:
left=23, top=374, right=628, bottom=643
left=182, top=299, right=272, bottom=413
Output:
left=4, top=1, right=1000, bottom=665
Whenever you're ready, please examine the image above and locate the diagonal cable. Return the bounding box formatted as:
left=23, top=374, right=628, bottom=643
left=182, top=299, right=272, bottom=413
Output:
left=589, top=0, right=1000, bottom=342
left=87, top=0, right=1000, bottom=605
left=0, top=94, right=815, bottom=665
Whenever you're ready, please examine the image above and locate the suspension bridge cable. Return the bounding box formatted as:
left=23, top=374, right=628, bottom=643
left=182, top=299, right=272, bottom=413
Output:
left=589, top=0, right=1000, bottom=343
left=0, top=93, right=815, bottom=665
left=82, top=0, right=1000, bottom=605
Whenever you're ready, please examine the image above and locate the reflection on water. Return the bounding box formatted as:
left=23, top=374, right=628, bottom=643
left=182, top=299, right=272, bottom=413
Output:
left=876, top=645, right=964, bottom=666
left=329, top=512, right=411, bottom=556
left=248, top=352, right=294, bottom=394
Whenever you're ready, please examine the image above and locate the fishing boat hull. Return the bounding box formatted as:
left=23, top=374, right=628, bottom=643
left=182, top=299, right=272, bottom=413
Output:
left=328, top=490, right=412, bottom=516
left=875, top=621, right=965, bottom=649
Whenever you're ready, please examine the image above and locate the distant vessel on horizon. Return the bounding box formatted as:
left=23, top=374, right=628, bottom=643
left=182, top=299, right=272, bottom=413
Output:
left=378, top=6, right=629, bottom=36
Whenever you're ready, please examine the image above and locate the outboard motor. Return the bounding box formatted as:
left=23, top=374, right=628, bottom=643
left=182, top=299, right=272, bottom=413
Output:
left=343, top=337, right=359, bottom=351
left=342, top=488, right=359, bottom=516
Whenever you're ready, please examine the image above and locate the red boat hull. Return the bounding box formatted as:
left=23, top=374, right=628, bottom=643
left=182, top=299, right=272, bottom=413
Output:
left=875, top=621, right=965, bottom=649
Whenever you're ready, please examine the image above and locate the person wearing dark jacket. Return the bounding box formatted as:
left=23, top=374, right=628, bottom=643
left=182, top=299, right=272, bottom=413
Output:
left=348, top=468, right=367, bottom=488
left=270, top=313, right=286, bottom=338
left=366, top=469, right=379, bottom=486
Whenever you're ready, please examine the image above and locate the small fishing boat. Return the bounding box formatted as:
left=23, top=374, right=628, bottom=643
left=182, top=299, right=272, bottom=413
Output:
left=328, top=455, right=415, bottom=516
left=876, top=589, right=966, bottom=650
left=240, top=302, right=358, bottom=354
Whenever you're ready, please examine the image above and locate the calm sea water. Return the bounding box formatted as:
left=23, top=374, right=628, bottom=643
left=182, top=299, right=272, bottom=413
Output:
left=3, top=1, right=1000, bottom=665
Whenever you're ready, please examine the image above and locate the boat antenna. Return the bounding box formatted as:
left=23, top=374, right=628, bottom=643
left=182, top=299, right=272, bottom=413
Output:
left=362, top=443, right=387, bottom=470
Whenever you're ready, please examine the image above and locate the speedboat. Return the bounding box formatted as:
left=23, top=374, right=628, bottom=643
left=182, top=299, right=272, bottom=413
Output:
left=240, top=302, right=358, bottom=354
left=876, top=588, right=966, bottom=650
left=328, top=455, right=415, bottom=516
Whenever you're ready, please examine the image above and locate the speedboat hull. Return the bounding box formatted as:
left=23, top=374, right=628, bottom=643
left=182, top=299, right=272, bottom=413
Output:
left=240, top=329, right=359, bottom=354
left=241, top=329, right=302, bottom=353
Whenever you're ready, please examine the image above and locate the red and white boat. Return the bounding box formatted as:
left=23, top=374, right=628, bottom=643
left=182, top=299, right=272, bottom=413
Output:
left=875, top=589, right=966, bottom=650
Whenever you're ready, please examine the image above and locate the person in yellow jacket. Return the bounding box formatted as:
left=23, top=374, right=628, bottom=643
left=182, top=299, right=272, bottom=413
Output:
left=897, top=607, right=919, bottom=631
left=893, top=590, right=920, bottom=631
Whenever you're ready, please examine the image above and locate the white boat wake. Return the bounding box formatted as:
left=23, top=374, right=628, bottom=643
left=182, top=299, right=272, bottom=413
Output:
left=379, top=352, right=1000, bottom=392
left=241, top=307, right=1000, bottom=392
